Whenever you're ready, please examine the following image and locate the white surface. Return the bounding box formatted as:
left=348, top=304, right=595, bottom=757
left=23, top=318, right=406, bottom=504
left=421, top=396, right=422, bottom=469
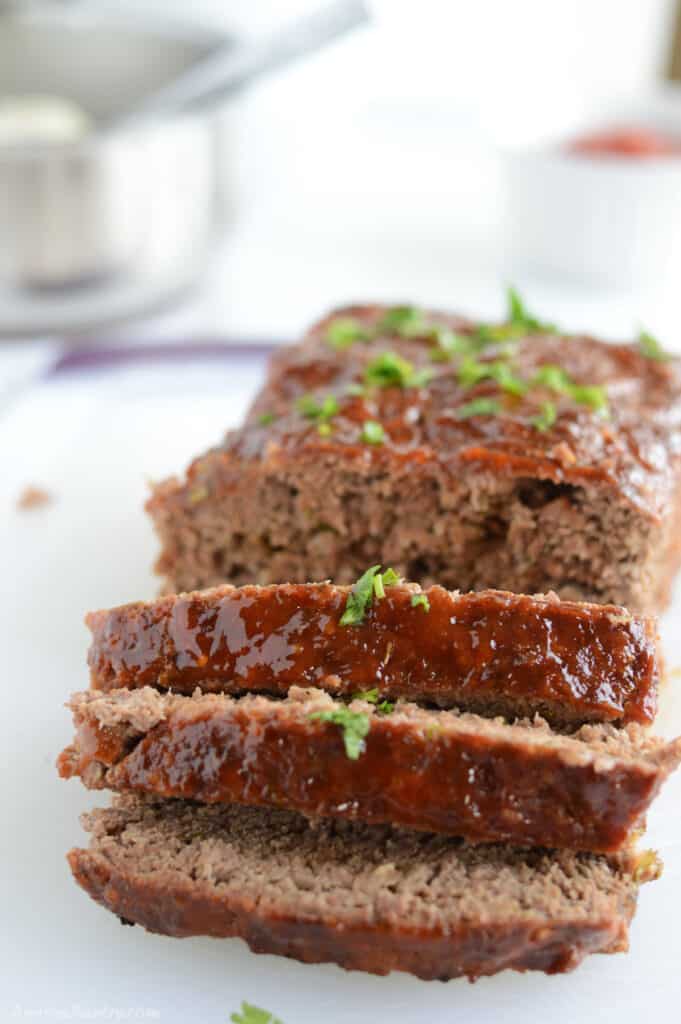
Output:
left=1, top=356, right=681, bottom=1023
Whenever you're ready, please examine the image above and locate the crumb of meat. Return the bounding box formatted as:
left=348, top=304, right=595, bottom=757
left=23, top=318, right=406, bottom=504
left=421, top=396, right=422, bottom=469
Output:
left=17, top=485, right=52, bottom=510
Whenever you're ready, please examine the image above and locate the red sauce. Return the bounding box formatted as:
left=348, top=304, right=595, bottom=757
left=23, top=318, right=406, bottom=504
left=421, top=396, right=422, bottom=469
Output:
left=568, top=127, right=681, bottom=159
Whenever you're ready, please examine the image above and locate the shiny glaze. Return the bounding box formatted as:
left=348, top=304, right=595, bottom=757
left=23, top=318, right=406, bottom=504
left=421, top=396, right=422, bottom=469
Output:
left=66, top=699, right=668, bottom=853
left=184, top=305, right=681, bottom=520
left=87, top=584, right=659, bottom=725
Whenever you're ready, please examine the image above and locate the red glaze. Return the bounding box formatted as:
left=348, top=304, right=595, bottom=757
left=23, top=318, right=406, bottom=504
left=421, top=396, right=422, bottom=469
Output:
left=59, top=691, right=681, bottom=853
left=568, top=128, right=681, bottom=159
left=197, top=306, right=681, bottom=521
left=87, top=584, right=659, bottom=726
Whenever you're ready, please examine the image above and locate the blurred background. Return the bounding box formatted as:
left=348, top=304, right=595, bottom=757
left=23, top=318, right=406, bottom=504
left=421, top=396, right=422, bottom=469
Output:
left=3, top=0, right=681, bottom=393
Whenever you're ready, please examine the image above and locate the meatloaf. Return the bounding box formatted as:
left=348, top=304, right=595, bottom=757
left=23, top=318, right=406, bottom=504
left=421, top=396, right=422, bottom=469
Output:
left=59, top=686, right=681, bottom=852
left=85, top=582, right=659, bottom=727
left=68, top=795, right=654, bottom=981
left=147, top=303, right=681, bottom=612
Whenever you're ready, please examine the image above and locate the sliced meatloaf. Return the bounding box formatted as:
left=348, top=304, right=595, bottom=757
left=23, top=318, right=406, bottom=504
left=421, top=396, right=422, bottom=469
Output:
left=68, top=795, right=651, bottom=981
left=85, top=582, right=659, bottom=726
left=58, top=686, right=681, bottom=852
left=146, top=303, right=681, bottom=613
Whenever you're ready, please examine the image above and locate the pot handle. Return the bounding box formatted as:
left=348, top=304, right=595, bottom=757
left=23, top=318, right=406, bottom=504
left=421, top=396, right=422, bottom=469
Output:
left=115, top=0, right=370, bottom=127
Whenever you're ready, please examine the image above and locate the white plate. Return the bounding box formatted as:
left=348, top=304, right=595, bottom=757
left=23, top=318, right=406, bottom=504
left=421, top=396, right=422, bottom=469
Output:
left=2, top=354, right=681, bottom=1024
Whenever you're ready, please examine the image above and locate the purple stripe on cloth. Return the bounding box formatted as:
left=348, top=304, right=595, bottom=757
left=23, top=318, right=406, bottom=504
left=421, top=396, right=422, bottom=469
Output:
left=49, top=341, right=278, bottom=377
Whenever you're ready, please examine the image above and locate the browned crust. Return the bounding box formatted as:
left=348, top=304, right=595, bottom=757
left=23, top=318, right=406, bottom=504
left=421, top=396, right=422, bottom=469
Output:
left=85, top=583, right=659, bottom=727
left=145, top=305, right=681, bottom=610
left=67, top=846, right=631, bottom=981
left=58, top=687, right=681, bottom=852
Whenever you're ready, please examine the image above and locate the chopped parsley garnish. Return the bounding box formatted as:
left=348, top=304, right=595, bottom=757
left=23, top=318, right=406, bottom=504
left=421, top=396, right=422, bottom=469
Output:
left=257, top=412, right=276, bottom=427
left=364, top=351, right=433, bottom=389
left=355, top=687, right=379, bottom=702
left=230, top=1002, right=283, bottom=1024
left=507, top=286, right=555, bottom=334
left=296, top=393, right=339, bottom=421
left=372, top=566, right=399, bottom=599
left=639, top=329, right=671, bottom=362
left=360, top=420, right=386, bottom=445
left=340, top=565, right=399, bottom=626
left=317, top=422, right=333, bottom=437
left=532, top=364, right=608, bottom=415
left=458, top=357, right=527, bottom=396
left=378, top=305, right=430, bottom=336
left=309, top=707, right=370, bottom=759
left=530, top=400, right=557, bottom=432
left=326, top=316, right=370, bottom=349
left=457, top=397, right=501, bottom=419
left=354, top=688, right=394, bottom=714
left=429, top=326, right=475, bottom=362
left=411, top=593, right=430, bottom=612
left=531, top=364, right=573, bottom=393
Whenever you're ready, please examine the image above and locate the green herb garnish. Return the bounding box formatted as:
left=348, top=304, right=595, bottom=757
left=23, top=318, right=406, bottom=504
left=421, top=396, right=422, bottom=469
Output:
left=360, top=420, right=385, bottom=445
left=257, top=412, right=276, bottom=427
left=411, top=593, right=430, bottom=612
left=568, top=384, right=609, bottom=413
left=355, top=687, right=379, bottom=703
left=354, top=688, right=394, bottom=714
left=530, top=401, right=557, bottom=432
left=364, top=352, right=433, bottom=389
left=326, top=316, right=370, bottom=349
left=532, top=364, right=608, bottom=415
left=458, top=357, right=527, bottom=396
left=296, top=393, right=339, bottom=421
left=457, top=397, right=501, bottom=419
left=507, top=286, right=555, bottom=334
left=340, top=565, right=399, bottom=626
left=429, top=326, right=474, bottom=362
left=378, top=305, right=429, bottom=336
left=230, top=1002, right=283, bottom=1024
left=639, top=330, right=671, bottom=362
left=531, top=364, right=573, bottom=394
left=317, top=422, right=333, bottom=437
left=309, top=707, right=370, bottom=759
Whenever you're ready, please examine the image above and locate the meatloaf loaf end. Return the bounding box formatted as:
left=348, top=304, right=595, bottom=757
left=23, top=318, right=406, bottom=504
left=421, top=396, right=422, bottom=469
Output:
left=85, top=582, right=659, bottom=726
left=146, top=304, right=681, bottom=613
left=68, top=795, right=650, bottom=981
left=58, top=686, right=681, bottom=852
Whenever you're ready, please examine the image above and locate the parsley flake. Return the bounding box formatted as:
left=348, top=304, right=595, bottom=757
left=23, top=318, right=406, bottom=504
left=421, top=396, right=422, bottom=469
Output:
left=378, top=305, right=429, bottom=337
left=257, top=412, right=276, bottom=427
left=354, top=688, right=394, bottom=714
left=326, top=316, right=370, bottom=349
left=639, top=329, right=671, bottom=362
left=364, top=352, right=433, bottom=389
left=230, top=1002, right=283, bottom=1024
left=457, top=397, right=501, bottom=419
left=507, top=286, right=555, bottom=334
left=531, top=400, right=557, bottom=432
left=360, top=420, right=385, bottom=445
left=340, top=565, right=399, bottom=626
left=309, top=707, right=370, bottom=759
left=429, top=326, right=474, bottom=362
left=355, top=687, right=379, bottom=703
left=411, top=593, right=430, bottom=612
left=458, top=357, right=527, bottom=396
left=296, top=394, right=339, bottom=425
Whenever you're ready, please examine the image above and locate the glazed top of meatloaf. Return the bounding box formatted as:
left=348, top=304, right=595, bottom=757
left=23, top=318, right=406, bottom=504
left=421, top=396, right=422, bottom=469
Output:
left=187, top=304, right=681, bottom=520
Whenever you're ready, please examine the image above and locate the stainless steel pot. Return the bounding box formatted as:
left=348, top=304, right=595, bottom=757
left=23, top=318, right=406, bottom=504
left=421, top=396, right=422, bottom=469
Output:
left=0, top=5, right=230, bottom=334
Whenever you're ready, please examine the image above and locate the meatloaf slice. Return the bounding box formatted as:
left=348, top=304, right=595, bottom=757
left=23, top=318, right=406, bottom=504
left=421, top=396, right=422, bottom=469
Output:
left=146, top=304, right=681, bottom=613
left=68, top=795, right=649, bottom=981
left=85, top=582, right=659, bottom=727
left=58, top=686, right=681, bottom=852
